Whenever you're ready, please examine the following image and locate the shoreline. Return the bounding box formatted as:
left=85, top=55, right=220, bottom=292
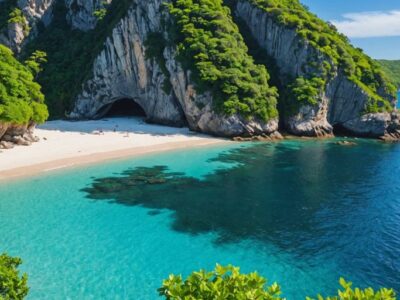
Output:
left=0, top=118, right=229, bottom=182
left=0, top=139, right=229, bottom=182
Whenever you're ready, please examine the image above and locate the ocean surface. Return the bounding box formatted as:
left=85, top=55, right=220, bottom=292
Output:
left=0, top=139, right=399, bottom=299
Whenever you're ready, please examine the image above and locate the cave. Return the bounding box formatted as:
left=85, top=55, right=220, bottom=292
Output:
left=96, top=98, right=146, bottom=119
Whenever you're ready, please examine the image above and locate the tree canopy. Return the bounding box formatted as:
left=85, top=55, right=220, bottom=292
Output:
left=0, top=45, right=48, bottom=124
left=0, top=253, right=29, bottom=300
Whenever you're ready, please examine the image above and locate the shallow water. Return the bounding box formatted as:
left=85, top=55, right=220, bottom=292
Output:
left=0, top=139, right=399, bottom=299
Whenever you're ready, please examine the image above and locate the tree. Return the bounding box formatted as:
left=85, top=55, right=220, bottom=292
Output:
left=0, top=253, right=29, bottom=300
left=0, top=45, right=48, bottom=124
left=24, top=50, right=47, bottom=77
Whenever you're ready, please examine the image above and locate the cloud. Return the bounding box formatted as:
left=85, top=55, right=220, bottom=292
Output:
left=332, top=10, right=400, bottom=38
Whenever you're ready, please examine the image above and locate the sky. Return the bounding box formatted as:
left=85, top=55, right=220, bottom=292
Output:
left=300, top=0, right=400, bottom=60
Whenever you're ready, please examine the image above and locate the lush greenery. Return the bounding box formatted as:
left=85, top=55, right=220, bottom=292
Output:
left=0, top=45, right=48, bottom=124
left=378, top=60, right=400, bottom=88
left=307, top=278, right=396, bottom=300
left=8, top=8, right=30, bottom=36
left=0, top=253, right=28, bottom=300
left=23, top=0, right=132, bottom=118
left=0, top=259, right=396, bottom=300
left=159, top=264, right=283, bottom=299
left=159, top=265, right=397, bottom=300
left=167, top=0, right=278, bottom=121
left=246, top=0, right=395, bottom=113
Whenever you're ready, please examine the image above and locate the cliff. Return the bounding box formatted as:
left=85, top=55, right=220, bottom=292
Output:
left=234, top=0, right=399, bottom=138
left=70, top=0, right=281, bottom=137
left=1, top=0, right=399, bottom=142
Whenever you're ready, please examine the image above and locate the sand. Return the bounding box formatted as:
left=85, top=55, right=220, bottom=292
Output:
left=0, top=117, right=228, bottom=180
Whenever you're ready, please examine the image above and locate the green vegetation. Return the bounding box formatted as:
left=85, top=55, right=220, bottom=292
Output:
left=289, top=76, right=323, bottom=106
left=8, top=8, right=30, bottom=35
left=93, top=8, right=108, bottom=21
left=159, top=265, right=397, bottom=300
left=0, top=45, right=48, bottom=124
left=0, top=259, right=396, bottom=300
left=378, top=60, right=400, bottom=88
left=23, top=0, right=132, bottom=118
left=167, top=0, right=278, bottom=121
left=159, top=264, right=283, bottom=299
left=246, top=0, right=395, bottom=113
left=24, top=50, right=47, bottom=77
left=0, top=253, right=29, bottom=300
left=307, top=278, right=396, bottom=300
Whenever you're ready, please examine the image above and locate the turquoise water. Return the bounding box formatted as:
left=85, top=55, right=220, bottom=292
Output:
left=0, top=140, right=400, bottom=299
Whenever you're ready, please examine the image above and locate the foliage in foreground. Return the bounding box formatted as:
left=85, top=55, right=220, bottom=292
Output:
left=159, top=264, right=283, bottom=299
left=0, top=253, right=28, bottom=300
left=159, top=265, right=397, bottom=300
left=0, top=45, right=48, bottom=124
left=167, top=0, right=279, bottom=121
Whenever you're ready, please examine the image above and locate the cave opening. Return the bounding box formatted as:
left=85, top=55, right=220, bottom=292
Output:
left=98, top=98, right=146, bottom=118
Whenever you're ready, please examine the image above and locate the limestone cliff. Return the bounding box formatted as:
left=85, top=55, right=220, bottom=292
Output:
left=234, top=0, right=399, bottom=138
left=65, top=0, right=112, bottom=31
left=70, top=0, right=279, bottom=137
left=1, top=0, right=399, bottom=141
left=0, top=0, right=55, bottom=52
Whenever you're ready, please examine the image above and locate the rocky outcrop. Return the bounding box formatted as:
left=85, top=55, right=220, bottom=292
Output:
left=235, top=0, right=396, bottom=138
left=18, top=0, right=54, bottom=26
left=65, top=0, right=112, bottom=31
left=0, top=0, right=55, bottom=52
left=70, top=0, right=279, bottom=137
left=0, top=123, right=40, bottom=149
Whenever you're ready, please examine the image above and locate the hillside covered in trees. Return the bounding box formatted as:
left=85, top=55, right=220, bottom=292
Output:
left=378, top=60, right=400, bottom=88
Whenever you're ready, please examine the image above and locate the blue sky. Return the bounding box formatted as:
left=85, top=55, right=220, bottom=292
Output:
left=301, top=0, right=400, bottom=60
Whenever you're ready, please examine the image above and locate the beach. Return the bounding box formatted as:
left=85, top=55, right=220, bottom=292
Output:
left=0, top=117, right=227, bottom=180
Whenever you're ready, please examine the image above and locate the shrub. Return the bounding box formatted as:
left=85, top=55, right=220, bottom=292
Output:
left=0, top=253, right=29, bottom=300
left=8, top=8, right=30, bottom=35
left=158, top=264, right=283, bottom=299
left=159, top=265, right=397, bottom=300
left=307, top=278, right=396, bottom=300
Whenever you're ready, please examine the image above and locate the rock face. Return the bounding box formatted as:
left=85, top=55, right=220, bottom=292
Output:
left=70, top=0, right=279, bottom=137
left=18, top=0, right=54, bottom=26
left=234, top=0, right=397, bottom=138
left=0, top=123, right=40, bottom=149
left=0, top=0, right=55, bottom=52
left=65, top=0, right=112, bottom=31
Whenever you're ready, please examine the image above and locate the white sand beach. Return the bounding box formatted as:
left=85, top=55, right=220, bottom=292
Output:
left=0, top=117, right=228, bottom=180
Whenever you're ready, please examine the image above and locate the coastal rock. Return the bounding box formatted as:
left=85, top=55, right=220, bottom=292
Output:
left=0, top=141, right=15, bottom=149
left=234, top=1, right=396, bottom=138
left=65, top=0, right=112, bottom=31
left=0, top=123, right=9, bottom=140
left=70, top=0, right=279, bottom=137
left=0, top=124, right=39, bottom=148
